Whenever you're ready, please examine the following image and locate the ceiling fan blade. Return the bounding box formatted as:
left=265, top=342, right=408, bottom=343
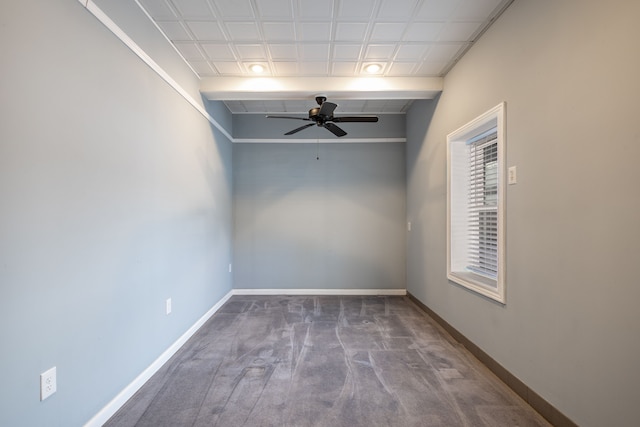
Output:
left=331, top=116, right=379, bottom=123
left=285, top=123, right=315, bottom=135
left=318, top=101, right=338, bottom=117
left=323, top=123, right=347, bottom=137
left=266, top=115, right=311, bottom=121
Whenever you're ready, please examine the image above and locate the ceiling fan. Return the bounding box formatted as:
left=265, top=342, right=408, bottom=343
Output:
left=266, top=96, right=379, bottom=137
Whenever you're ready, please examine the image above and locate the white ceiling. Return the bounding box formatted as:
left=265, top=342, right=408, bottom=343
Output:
left=137, top=0, right=513, bottom=113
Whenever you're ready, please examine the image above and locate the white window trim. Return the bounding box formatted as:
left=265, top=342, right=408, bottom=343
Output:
left=447, top=103, right=506, bottom=303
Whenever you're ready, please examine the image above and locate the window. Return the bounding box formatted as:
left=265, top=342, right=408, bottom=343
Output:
left=447, top=103, right=505, bottom=303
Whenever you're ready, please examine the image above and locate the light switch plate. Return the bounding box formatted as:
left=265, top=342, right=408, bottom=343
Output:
left=508, top=166, right=517, bottom=185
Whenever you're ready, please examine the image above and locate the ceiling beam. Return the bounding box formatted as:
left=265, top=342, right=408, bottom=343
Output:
left=199, top=76, right=443, bottom=101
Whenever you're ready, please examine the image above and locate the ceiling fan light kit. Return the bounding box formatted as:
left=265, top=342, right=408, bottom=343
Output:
left=266, top=96, right=379, bottom=137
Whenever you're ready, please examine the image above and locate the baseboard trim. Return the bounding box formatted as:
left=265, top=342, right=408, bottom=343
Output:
left=84, top=290, right=234, bottom=427
left=232, top=288, right=407, bottom=296
left=406, top=292, right=577, bottom=427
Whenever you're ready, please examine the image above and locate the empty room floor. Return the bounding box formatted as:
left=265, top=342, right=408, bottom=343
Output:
left=106, top=295, right=550, bottom=427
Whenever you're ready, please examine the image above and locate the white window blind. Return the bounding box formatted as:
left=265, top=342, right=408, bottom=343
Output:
left=467, top=130, right=498, bottom=279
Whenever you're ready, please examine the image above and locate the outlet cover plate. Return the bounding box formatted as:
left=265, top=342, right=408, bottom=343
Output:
left=40, top=367, right=57, bottom=401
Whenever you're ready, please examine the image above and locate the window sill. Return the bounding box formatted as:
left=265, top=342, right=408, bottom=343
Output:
left=448, top=271, right=505, bottom=304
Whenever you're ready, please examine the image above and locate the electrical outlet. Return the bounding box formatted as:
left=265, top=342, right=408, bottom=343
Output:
left=166, top=298, right=172, bottom=315
left=407, top=221, right=412, bottom=231
left=228, top=263, right=232, bottom=273
left=40, top=367, right=56, bottom=401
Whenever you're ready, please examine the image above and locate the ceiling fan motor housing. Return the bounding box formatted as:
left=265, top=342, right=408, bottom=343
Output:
left=309, top=107, right=326, bottom=124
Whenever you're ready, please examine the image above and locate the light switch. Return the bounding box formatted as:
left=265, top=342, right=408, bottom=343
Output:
left=508, top=166, right=517, bottom=185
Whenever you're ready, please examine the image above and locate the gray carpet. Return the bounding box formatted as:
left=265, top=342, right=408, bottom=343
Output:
left=105, top=295, right=550, bottom=427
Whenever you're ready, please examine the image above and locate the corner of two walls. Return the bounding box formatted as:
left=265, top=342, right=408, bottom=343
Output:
left=231, top=103, right=408, bottom=294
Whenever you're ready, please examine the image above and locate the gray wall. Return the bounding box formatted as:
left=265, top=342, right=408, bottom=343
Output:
left=406, top=0, right=640, bottom=426
left=234, top=143, right=406, bottom=290
left=0, top=1, right=233, bottom=426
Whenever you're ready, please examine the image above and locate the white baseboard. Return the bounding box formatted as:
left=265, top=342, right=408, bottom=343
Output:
left=84, top=290, right=234, bottom=427
left=232, top=288, right=407, bottom=296
left=84, top=288, right=405, bottom=426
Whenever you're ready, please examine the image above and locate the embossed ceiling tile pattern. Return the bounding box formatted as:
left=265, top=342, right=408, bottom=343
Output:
left=455, top=0, right=505, bottom=20
left=213, top=0, right=254, bottom=18
left=224, top=22, right=260, bottom=40
left=173, top=41, right=205, bottom=60
left=427, top=44, right=465, bottom=62
left=395, top=44, right=430, bottom=61
left=370, top=23, right=407, bottom=42
left=335, top=23, right=369, bottom=41
left=333, top=45, right=362, bottom=60
left=364, top=44, right=396, bottom=61
left=299, top=44, right=330, bottom=60
left=268, top=44, right=298, bottom=60
left=235, top=44, right=266, bottom=60
left=378, top=0, right=419, bottom=19
left=214, top=62, right=243, bottom=74
left=404, top=22, right=444, bottom=42
left=338, top=0, right=377, bottom=20
left=201, top=43, right=235, bottom=60
left=438, top=22, right=484, bottom=42
left=297, top=0, right=334, bottom=19
left=415, top=0, right=460, bottom=20
left=186, top=21, right=225, bottom=40
left=136, top=0, right=514, bottom=113
left=299, top=61, right=329, bottom=75
left=139, top=0, right=177, bottom=20
left=189, top=60, right=216, bottom=75
left=272, top=62, right=298, bottom=75
left=157, top=21, right=191, bottom=40
left=331, top=62, right=358, bottom=75
left=298, top=22, right=332, bottom=42
left=262, top=22, right=296, bottom=40
left=388, top=62, right=417, bottom=76
left=416, top=61, right=447, bottom=75
left=170, top=0, right=213, bottom=19
left=253, top=0, right=292, bottom=18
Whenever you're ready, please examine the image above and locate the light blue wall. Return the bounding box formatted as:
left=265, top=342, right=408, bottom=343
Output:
left=406, top=0, right=640, bottom=426
left=233, top=143, right=406, bottom=290
left=0, top=1, right=233, bottom=426
left=206, top=100, right=234, bottom=136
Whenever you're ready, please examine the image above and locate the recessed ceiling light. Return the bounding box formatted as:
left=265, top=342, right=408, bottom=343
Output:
left=250, top=64, right=265, bottom=73
left=364, top=63, right=382, bottom=74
